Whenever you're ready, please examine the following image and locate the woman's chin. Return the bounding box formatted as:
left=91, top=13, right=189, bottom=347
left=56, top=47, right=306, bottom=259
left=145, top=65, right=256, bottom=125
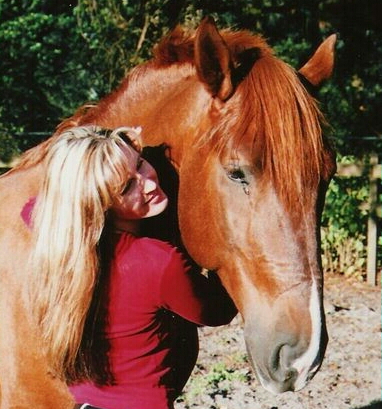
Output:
left=144, top=196, right=168, bottom=218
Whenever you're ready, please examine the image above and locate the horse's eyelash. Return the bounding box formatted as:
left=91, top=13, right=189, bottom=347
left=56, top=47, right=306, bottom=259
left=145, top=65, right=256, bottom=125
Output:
left=226, top=167, right=247, bottom=182
left=230, top=169, right=245, bottom=179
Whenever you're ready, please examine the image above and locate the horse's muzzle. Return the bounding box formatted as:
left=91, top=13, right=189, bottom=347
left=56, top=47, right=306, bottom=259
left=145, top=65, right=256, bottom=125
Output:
left=244, top=318, right=328, bottom=394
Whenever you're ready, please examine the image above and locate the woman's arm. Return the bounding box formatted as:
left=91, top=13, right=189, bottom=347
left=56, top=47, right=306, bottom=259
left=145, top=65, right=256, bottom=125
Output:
left=159, top=248, right=237, bottom=326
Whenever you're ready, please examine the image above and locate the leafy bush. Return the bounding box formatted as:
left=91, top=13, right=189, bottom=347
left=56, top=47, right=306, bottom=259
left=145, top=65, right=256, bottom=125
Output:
left=177, top=353, right=250, bottom=404
left=321, top=155, right=379, bottom=280
left=0, top=121, right=19, bottom=164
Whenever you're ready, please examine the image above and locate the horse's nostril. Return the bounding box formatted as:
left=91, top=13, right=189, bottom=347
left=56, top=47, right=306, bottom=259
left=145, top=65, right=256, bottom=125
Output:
left=269, top=343, right=299, bottom=390
left=283, top=367, right=298, bottom=384
left=272, top=342, right=295, bottom=371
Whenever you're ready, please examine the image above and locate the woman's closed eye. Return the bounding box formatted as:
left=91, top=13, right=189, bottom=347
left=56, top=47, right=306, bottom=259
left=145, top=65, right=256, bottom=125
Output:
left=121, top=158, right=145, bottom=195
left=121, top=179, right=134, bottom=195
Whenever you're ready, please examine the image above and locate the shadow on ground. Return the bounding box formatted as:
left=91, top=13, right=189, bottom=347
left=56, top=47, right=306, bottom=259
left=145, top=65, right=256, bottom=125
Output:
left=354, top=401, right=382, bottom=409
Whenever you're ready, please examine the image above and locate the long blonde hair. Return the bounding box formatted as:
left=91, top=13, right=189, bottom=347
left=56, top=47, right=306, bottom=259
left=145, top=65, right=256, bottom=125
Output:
left=28, top=125, right=141, bottom=380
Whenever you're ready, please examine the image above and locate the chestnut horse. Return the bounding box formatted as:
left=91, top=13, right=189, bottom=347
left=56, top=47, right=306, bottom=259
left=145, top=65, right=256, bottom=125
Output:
left=0, top=17, right=336, bottom=408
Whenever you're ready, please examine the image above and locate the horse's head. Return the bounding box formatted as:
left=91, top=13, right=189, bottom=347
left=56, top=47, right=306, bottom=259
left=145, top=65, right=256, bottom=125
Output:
left=162, top=18, right=336, bottom=393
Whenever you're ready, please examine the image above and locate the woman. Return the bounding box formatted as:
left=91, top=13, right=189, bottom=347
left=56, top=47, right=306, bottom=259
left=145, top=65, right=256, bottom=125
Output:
left=24, top=126, right=236, bottom=409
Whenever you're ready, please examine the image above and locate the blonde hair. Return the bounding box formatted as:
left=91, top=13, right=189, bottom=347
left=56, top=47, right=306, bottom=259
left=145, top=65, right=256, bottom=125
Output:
left=28, top=125, right=142, bottom=379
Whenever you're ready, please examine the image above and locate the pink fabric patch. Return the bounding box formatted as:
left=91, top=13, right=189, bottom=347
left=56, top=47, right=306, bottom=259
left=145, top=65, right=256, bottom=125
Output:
left=21, top=197, right=36, bottom=227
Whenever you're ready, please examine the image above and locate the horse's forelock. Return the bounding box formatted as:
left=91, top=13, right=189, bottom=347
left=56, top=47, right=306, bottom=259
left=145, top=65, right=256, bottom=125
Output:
left=204, top=52, right=326, bottom=210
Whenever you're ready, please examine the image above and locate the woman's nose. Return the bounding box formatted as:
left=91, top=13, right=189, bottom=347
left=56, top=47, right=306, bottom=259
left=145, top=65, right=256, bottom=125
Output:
left=143, top=178, right=157, bottom=194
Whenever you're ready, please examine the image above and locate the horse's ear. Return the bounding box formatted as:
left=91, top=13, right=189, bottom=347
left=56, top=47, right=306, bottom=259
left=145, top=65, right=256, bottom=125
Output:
left=195, top=16, right=234, bottom=101
left=298, top=34, right=337, bottom=86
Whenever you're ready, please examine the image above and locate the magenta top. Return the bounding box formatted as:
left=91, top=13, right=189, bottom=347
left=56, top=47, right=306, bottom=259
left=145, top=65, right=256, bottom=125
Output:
left=70, top=233, right=236, bottom=409
left=21, top=200, right=236, bottom=409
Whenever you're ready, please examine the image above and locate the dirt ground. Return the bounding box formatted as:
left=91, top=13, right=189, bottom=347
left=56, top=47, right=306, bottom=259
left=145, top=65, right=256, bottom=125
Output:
left=176, top=274, right=381, bottom=409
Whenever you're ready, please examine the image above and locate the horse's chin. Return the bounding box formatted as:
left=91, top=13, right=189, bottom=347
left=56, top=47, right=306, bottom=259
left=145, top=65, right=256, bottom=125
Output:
left=246, top=340, right=319, bottom=394
left=249, top=354, right=319, bottom=394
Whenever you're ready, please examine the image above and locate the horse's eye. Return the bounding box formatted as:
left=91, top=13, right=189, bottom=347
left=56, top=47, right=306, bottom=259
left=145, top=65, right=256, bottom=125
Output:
left=228, top=168, right=246, bottom=182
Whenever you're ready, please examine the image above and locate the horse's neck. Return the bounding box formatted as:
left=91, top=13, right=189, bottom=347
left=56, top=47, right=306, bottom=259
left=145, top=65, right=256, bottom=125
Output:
left=82, top=65, right=203, bottom=162
left=0, top=162, right=43, bottom=202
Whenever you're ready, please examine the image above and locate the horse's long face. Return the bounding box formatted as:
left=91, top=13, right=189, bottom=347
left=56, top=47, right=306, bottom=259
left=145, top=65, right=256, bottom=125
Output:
left=170, top=18, right=337, bottom=394
left=178, top=130, right=335, bottom=393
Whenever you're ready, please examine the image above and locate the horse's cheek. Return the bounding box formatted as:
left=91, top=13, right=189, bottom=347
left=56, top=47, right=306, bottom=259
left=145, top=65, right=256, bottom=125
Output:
left=177, top=163, right=222, bottom=269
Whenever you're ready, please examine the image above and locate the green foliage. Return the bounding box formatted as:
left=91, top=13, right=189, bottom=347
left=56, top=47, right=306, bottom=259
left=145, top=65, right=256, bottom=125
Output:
left=0, top=123, right=19, bottom=163
left=177, top=353, right=250, bottom=404
left=0, top=1, right=87, bottom=148
left=321, top=156, right=376, bottom=279
left=74, top=0, right=181, bottom=90
left=317, top=0, right=382, bottom=155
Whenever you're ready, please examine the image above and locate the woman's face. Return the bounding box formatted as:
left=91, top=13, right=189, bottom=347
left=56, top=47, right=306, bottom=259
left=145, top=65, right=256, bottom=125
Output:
left=110, top=146, right=168, bottom=221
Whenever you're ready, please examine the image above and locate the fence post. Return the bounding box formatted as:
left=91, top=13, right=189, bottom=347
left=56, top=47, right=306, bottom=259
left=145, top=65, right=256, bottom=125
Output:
left=366, top=153, right=379, bottom=285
